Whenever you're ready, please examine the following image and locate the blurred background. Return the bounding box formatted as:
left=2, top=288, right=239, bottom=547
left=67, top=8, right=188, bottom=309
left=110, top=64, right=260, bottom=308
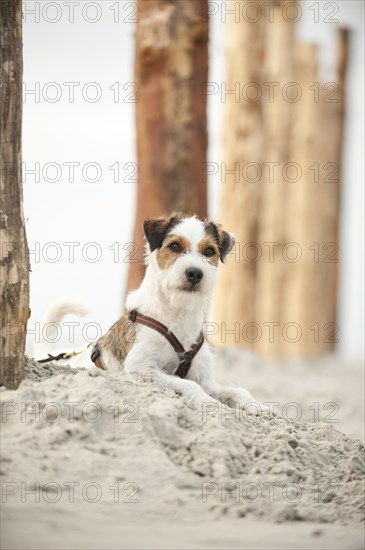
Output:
left=22, top=0, right=364, bottom=360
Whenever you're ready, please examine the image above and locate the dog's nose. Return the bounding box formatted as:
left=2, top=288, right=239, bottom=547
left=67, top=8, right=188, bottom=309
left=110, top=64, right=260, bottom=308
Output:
left=185, top=267, right=203, bottom=285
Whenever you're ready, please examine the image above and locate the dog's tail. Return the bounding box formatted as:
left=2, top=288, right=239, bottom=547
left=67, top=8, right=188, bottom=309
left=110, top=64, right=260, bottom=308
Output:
left=41, top=301, right=89, bottom=327
left=34, top=300, right=89, bottom=360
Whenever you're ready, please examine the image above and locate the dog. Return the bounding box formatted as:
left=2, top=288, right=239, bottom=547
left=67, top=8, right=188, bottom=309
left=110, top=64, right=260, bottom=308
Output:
left=37, top=213, right=265, bottom=411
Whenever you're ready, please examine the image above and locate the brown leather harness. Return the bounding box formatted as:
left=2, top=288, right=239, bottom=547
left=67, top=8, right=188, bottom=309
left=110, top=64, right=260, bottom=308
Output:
left=91, top=309, right=205, bottom=378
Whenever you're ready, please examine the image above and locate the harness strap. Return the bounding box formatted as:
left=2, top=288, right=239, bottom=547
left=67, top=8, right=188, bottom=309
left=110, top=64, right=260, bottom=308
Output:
left=128, top=309, right=204, bottom=379
left=128, top=309, right=185, bottom=353
left=90, top=310, right=205, bottom=377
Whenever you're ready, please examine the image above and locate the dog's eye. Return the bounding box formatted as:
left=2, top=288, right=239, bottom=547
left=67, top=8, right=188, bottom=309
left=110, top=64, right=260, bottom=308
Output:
left=169, top=242, right=181, bottom=253
left=203, top=247, right=216, bottom=257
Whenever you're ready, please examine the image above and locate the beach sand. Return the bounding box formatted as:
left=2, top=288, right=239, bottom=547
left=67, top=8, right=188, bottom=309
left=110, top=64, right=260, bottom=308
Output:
left=1, top=350, right=364, bottom=549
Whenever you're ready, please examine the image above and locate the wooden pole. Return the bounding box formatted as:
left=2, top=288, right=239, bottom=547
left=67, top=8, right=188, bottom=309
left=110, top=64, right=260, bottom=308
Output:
left=254, top=0, right=295, bottom=357
left=127, top=0, right=209, bottom=293
left=282, top=30, right=347, bottom=357
left=215, top=3, right=347, bottom=358
left=0, top=0, right=30, bottom=388
left=214, top=0, right=264, bottom=348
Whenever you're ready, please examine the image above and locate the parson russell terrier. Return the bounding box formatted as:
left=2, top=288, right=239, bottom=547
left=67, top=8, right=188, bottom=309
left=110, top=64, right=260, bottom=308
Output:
left=88, top=212, right=264, bottom=411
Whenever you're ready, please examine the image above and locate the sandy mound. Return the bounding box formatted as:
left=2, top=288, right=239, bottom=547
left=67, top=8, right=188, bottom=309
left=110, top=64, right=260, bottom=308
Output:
left=213, top=348, right=365, bottom=442
left=23, top=357, right=86, bottom=382
left=1, top=354, right=364, bottom=542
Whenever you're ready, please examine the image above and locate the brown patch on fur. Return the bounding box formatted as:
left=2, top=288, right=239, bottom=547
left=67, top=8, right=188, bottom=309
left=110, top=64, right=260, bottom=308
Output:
left=156, top=235, right=190, bottom=269
left=198, top=235, right=219, bottom=266
left=98, top=316, right=137, bottom=364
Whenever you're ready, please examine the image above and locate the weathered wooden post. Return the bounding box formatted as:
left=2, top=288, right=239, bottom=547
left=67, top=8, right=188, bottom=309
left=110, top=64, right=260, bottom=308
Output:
left=254, top=0, right=295, bottom=357
left=282, top=30, right=347, bottom=357
left=0, top=0, right=30, bottom=388
left=214, top=0, right=265, bottom=348
left=215, top=1, right=347, bottom=358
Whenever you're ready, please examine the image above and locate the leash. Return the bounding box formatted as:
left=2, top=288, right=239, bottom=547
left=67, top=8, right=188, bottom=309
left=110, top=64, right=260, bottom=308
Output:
left=38, top=352, right=68, bottom=364
left=90, top=310, right=205, bottom=378
left=38, top=350, right=84, bottom=364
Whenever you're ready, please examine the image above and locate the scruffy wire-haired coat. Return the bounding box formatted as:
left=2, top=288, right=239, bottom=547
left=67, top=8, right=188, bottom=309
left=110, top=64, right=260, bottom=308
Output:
left=92, top=213, right=265, bottom=411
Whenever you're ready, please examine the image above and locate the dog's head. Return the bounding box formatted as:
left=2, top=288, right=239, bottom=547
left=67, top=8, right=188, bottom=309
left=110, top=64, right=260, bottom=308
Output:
left=143, top=213, right=235, bottom=301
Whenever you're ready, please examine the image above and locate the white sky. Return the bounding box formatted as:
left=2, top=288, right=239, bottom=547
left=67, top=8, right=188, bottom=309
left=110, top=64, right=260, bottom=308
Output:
left=22, top=1, right=364, bottom=359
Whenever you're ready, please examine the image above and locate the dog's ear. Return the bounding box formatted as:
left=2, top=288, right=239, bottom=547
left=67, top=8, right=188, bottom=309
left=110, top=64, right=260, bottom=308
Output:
left=205, top=221, right=235, bottom=263
left=143, top=213, right=185, bottom=251
left=143, top=217, right=172, bottom=252
left=218, top=230, right=235, bottom=262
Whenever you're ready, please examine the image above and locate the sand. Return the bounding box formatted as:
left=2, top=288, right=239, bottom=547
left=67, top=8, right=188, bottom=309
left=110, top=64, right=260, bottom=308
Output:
left=1, top=351, right=364, bottom=549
